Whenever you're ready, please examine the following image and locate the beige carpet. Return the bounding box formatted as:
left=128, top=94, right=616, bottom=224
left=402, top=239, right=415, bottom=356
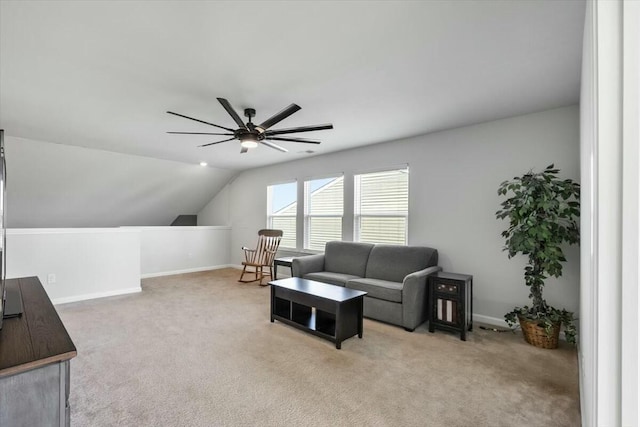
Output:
left=57, top=268, right=580, bottom=426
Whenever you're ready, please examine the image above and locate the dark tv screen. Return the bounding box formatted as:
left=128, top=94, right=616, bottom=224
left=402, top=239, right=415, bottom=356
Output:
left=0, top=129, right=6, bottom=330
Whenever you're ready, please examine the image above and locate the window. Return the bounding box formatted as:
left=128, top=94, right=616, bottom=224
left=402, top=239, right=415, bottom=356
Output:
left=354, top=168, right=409, bottom=245
left=304, top=176, right=344, bottom=251
left=267, top=181, right=297, bottom=248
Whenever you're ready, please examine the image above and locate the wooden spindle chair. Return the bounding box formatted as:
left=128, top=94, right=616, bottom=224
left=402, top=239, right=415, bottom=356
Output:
left=238, top=229, right=283, bottom=285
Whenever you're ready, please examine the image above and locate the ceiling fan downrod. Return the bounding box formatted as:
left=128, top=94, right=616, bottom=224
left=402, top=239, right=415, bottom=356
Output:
left=244, top=108, right=256, bottom=121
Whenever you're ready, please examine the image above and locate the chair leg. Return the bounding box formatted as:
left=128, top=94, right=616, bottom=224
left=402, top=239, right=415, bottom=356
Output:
left=239, top=264, right=274, bottom=285
left=239, top=265, right=248, bottom=282
left=260, top=266, right=272, bottom=286
left=239, top=265, right=261, bottom=283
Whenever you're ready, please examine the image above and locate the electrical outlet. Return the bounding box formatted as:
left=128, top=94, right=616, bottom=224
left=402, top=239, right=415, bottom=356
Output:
left=47, top=273, right=56, bottom=284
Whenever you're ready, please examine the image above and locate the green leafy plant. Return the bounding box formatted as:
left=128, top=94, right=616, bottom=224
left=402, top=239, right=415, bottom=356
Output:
left=496, top=164, right=580, bottom=344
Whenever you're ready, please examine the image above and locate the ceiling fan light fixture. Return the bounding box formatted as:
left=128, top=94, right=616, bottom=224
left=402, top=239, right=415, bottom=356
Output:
left=240, top=135, right=259, bottom=149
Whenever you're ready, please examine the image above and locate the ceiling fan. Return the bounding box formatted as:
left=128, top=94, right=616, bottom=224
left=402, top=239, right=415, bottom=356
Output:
left=167, top=98, right=333, bottom=154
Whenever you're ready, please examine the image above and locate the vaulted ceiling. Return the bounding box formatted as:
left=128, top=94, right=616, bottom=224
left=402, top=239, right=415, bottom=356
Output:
left=0, top=1, right=585, bottom=171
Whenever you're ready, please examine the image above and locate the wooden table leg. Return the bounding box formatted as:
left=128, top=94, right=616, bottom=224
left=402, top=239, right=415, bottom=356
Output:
left=358, top=297, right=363, bottom=338
left=270, top=286, right=275, bottom=322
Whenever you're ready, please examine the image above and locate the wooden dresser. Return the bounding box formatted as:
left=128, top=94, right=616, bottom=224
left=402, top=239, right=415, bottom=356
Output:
left=0, top=277, right=77, bottom=427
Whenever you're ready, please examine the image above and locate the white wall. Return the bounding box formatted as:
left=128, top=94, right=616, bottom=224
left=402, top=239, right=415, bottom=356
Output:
left=198, top=184, right=232, bottom=226
left=5, top=226, right=233, bottom=303
left=199, top=106, right=580, bottom=323
left=132, top=226, right=231, bottom=277
left=621, top=3, right=640, bottom=425
left=4, top=136, right=236, bottom=228
left=6, top=228, right=141, bottom=304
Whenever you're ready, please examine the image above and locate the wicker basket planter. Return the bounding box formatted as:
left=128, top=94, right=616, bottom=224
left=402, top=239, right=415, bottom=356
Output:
left=518, top=316, right=560, bottom=349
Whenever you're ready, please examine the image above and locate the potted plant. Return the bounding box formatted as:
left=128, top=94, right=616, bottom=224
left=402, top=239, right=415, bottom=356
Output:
left=496, top=164, right=580, bottom=349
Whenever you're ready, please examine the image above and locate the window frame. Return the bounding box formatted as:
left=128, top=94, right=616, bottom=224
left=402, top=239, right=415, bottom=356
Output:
left=354, top=166, right=409, bottom=245
left=266, top=180, right=297, bottom=249
left=303, top=174, right=344, bottom=251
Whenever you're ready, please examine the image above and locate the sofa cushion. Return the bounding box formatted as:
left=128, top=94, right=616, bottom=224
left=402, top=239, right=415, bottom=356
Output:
left=304, top=272, right=360, bottom=287
left=324, top=241, right=374, bottom=278
left=346, top=278, right=403, bottom=303
left=365, top=245, right=438, bottom=283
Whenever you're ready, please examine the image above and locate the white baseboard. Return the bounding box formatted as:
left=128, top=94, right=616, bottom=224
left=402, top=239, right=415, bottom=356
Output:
left=53, top=287, right=142, bottom=305
left=141, top=264, right=236, bottom=279
left=472, top=313, right=509, bottom=328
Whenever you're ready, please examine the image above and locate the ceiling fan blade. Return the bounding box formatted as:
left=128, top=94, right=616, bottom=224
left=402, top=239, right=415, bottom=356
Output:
left=217, top=98, right=248, bottom=130
left=167, top=111, right=235, bottom=132
left=260, top=140, right=289, bottom=153
left=266, top=136, right=321, bottom=144
left=257, top=104, right=301, bottom=132
left=264, top=123, right=333, bottom=136
left=198, top=137, right=237, bottom=147
left=240, top=147, right=249, bottom=154
left=167, top=131, right=234, bottom=136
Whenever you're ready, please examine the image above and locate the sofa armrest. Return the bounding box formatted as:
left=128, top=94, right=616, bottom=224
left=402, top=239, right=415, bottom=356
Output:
left=402, top=266, right=443, bottom=330
left=291, top=254, right=325, bottom=278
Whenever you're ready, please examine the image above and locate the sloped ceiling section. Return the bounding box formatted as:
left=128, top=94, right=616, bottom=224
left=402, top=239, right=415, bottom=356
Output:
left=4, top=137, right=236, bottom=228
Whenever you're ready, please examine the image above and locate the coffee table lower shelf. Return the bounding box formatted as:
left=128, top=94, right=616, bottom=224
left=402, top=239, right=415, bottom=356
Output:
left=269, top=278, right=366, bottom=349
left=272, top=304, right=337, bottom=341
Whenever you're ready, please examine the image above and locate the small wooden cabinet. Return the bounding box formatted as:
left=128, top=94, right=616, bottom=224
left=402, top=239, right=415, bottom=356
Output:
left=428, top=272, right=473, bottom=341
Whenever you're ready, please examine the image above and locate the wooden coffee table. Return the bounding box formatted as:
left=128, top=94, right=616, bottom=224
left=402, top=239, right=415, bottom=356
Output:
left=269, top=277, right=367, bottom=349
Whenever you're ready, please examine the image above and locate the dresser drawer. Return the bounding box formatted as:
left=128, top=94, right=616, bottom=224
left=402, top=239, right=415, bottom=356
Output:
left=434, top=282, right=459, bottom=295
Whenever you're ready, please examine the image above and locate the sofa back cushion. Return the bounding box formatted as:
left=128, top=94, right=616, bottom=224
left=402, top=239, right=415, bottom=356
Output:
left=324, top=241, right=374, bottom=277
left=365, top=245, right=438, bottom=282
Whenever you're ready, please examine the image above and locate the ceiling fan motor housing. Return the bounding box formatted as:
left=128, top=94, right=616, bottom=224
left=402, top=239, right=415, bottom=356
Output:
left=236, top=129, right=263, bottom=141
left=244, top=108, right=256, bottom=119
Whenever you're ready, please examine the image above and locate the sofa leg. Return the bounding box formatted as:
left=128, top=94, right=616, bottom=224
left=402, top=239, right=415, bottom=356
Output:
left=404, top=327, right=415, bottom=332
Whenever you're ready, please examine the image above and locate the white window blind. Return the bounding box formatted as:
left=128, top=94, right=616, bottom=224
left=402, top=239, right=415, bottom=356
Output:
left=267, top=181, right=297, bottom=248
left=354, top=168, right=408, bottom=245
left=304, top=176, right=343, bottom=251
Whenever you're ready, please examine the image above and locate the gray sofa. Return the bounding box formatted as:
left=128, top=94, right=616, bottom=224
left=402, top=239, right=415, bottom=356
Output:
left=291, top=241, right=441, bottom=331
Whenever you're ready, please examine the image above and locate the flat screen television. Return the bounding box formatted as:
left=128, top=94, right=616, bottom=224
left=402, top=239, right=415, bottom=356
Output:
left=0, top=129, right=20, bottom=329
left=0, top=130, right=25, bottom=330
left=0, top=129, right=6, bottom=329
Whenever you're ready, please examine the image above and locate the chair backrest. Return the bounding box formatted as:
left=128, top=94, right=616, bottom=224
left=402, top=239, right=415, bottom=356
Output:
left=258, top=229, right=283, bottom=238
left=254, top=229, right=283, bottom=265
